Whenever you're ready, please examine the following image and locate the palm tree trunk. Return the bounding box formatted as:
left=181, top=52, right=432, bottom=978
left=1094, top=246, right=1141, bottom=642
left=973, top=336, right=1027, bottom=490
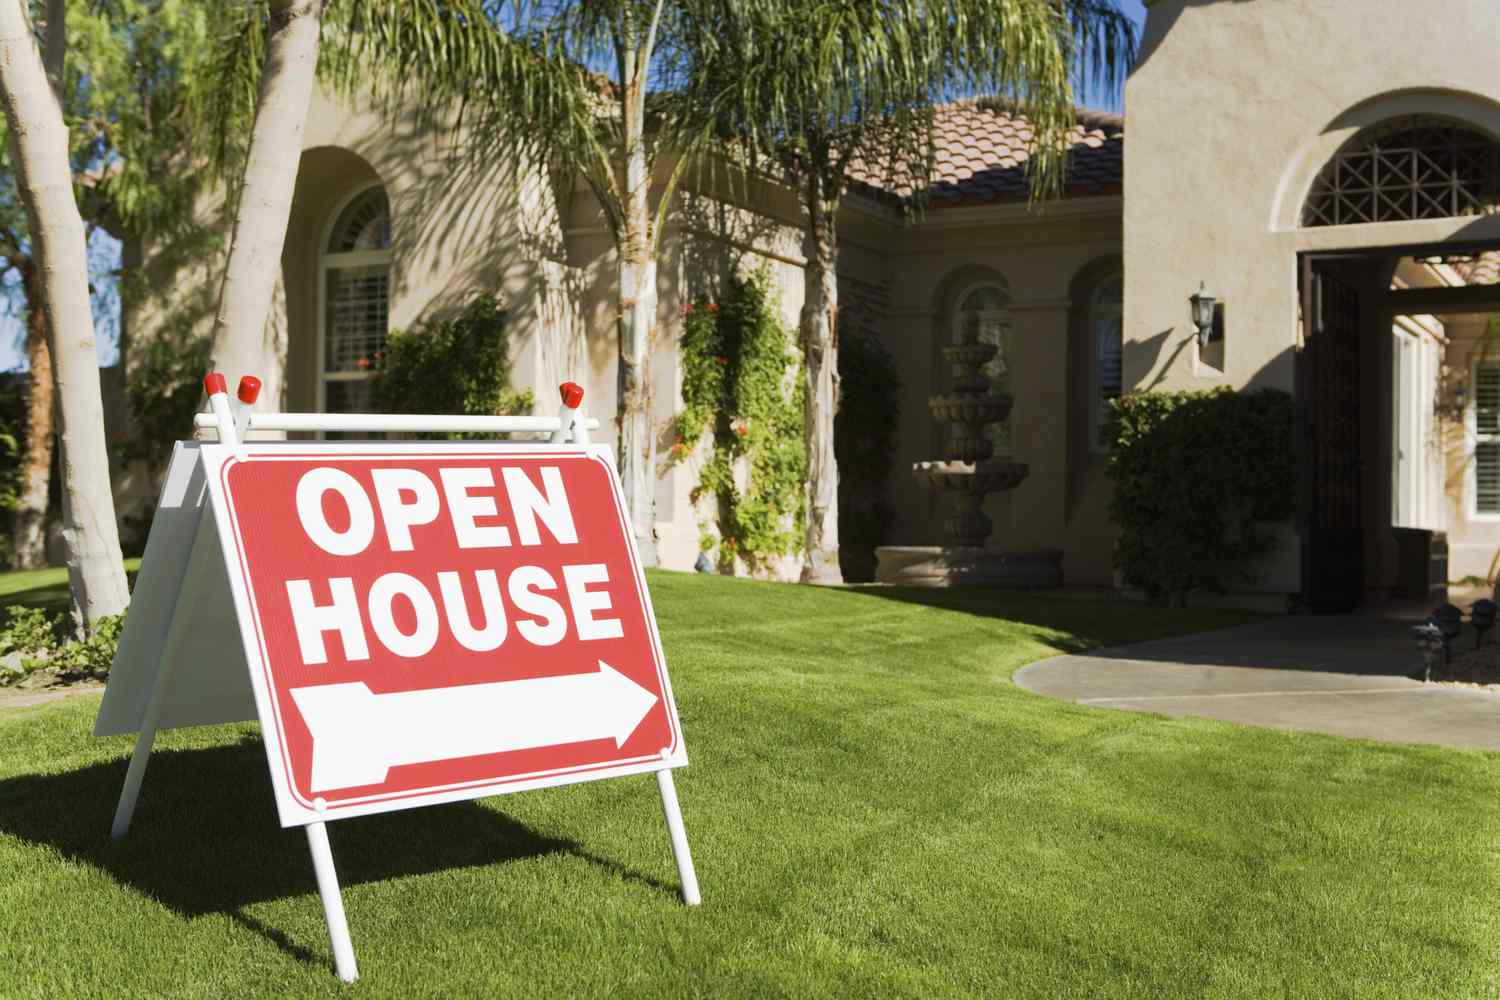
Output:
left=800, top=170, right=843, bottom=584
left=615, top=29, right=659, bottom=567
left=208, top=0, right=322, bottom=409
left=12, top=264, right=54, bottom=570
left=0, top=0, right=130, bottom=625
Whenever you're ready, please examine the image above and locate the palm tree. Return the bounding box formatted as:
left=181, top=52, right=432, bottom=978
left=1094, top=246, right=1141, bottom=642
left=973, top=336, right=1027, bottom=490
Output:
left=201, top=0, right=327, bottom=418
left=709, top=0, right=1136, bottom=583
left=204, top=1, right=741, bottom=567
left=480, top=0, right=753, bottom=566
left=0, top=0, right=131, bottom=627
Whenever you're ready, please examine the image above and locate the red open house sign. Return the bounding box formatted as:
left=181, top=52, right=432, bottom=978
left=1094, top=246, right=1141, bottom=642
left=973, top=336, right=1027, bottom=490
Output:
left=215, top=447, right=684, bottom=819
left=95, top=377, right=698, bottom=983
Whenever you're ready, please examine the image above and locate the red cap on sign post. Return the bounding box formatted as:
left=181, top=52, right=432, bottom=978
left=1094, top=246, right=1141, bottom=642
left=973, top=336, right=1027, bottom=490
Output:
left=204, top=372, right=227, bottom=396
left=238, top=375, right=263, bottom=404
left=560, top=382, right=585, bottom=408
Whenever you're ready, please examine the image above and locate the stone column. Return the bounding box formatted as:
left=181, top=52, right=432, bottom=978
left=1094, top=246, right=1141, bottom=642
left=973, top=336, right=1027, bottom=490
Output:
left=998, top=298, right=1071, bottom=553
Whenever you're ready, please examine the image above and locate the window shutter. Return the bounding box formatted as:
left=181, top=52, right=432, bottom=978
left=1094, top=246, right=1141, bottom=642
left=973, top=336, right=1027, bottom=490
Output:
left=1477, top=363, right=1500, bottom=513
left=1478, top=444, right=1500, bottom=514
left=1476, top=364, right=1500, bottom=437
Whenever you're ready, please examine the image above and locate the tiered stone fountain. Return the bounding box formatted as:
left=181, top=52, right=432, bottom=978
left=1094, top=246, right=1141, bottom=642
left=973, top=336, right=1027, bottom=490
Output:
left=874, top=328, right=1063, bottom=587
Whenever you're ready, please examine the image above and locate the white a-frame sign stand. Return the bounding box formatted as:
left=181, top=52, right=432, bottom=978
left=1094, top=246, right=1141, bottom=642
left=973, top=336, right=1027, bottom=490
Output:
left=96, top=374, right=700, bottom=983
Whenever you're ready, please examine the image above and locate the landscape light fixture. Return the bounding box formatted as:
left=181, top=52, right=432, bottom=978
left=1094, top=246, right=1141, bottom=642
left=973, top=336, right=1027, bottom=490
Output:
left=1472, top=598, right=1497, bottom=647
left=1434, top=602, right=1464, bottom=663
left=1412, top=620, right=1445, bottom=682
left=1189, top=282, right=1217, bottom=348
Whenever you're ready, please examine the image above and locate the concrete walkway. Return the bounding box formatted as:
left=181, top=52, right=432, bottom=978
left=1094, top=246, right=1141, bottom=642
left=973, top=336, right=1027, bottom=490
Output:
left=1014, top=616, right=1500, bottom=750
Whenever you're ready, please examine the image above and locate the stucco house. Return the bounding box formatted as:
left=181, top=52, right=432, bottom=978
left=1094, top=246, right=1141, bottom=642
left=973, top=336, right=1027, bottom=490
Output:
left=124, top=0, right=1500, bottom=610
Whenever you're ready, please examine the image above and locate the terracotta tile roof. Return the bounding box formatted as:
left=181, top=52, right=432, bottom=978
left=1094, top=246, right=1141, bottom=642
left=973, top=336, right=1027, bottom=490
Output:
left=846, top=99, right=1123, bottom=205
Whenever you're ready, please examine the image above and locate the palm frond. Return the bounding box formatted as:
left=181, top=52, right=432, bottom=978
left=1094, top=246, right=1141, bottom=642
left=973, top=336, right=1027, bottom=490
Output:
left=702, top=0, right=1137, bottom=209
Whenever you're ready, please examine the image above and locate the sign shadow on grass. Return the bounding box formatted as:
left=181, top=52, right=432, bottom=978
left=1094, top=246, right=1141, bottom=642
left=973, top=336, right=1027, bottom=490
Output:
left=0, top=735, right=676, bottom=967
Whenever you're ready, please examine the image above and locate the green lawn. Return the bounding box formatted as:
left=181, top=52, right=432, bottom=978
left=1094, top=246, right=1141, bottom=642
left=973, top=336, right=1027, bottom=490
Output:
left=0, top=559, right=142, bottom=615
left=2, top=572, right=1498, bottom=998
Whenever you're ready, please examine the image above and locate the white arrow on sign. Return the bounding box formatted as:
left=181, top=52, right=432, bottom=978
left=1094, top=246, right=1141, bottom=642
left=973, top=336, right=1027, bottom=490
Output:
left=288, top=661, right=659, bottom=792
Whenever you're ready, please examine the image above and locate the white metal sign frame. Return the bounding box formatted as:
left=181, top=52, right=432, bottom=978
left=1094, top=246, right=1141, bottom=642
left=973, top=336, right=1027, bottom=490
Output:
left=98, top=374, right=700, bottom=983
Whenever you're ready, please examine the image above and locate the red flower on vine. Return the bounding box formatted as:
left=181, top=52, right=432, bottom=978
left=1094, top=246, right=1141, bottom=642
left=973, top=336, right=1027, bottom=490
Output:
left=355, top=357, right=372, bottom=370
left=681, top=303, right=693, bottom=315
left=714, top=355, right=727, bottom=365
left=706, top=302, right=718, bottom=312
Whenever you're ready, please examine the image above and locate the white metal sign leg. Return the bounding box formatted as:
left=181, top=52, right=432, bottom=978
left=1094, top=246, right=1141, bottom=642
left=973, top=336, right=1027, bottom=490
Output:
left=110, top=601, right=192, bottom=839
left=306, top=820, right=359, bottom=983
left=655, top=768, right=701, bottom=906
left=110, top=684, right=168, bottom=839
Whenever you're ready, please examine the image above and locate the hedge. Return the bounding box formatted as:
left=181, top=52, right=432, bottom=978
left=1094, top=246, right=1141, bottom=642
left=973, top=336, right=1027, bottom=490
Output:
left=1106, top=388, right=1296, bottom=605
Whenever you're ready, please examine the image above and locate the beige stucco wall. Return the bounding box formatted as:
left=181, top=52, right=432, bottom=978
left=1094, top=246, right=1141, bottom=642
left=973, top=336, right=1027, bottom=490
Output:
left=275, top=90, right=850, bottom=577
left=118, top=79, right=1127, bottom=584
left=274, top=90, right=1131, bottom=582
left=1127, top=0, right=1500, bottom=599
left=879, top=198, right=1123, bottom=585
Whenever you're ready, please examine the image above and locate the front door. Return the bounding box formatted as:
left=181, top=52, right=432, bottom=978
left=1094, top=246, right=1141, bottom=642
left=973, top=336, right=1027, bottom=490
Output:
left=1300, top=260, right=1364, bottom=612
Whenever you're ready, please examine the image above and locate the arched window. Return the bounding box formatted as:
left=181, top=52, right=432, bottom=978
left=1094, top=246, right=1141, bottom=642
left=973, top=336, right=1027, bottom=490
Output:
left=1303, top=115, right=1500, bottom=227
left=954, top=283, right=1012, bottom=449
left=1089, top=275, right=1123, bottom=450
left=321, top=186, right=392, bottom=413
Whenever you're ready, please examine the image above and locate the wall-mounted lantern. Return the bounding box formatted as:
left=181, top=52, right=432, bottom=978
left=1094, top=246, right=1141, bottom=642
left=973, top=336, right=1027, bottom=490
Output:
left=1189, top=282, right=1217, bottom=348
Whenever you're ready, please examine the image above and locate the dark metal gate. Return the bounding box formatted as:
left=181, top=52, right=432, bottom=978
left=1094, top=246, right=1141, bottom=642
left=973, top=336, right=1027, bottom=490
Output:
left=1299, top=259, right=1364, bottom=612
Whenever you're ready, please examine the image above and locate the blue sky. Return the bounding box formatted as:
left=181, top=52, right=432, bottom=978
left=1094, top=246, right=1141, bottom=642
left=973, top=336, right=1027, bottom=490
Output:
left=1, top=0, right=1149, bottom=374
left=1079, top=0, right=1148, bottom=112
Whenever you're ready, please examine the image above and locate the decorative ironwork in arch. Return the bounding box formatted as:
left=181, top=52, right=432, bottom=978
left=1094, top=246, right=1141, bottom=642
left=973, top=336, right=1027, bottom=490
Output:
left=1302, top=115, right=1500, bottom=227
left=327, top=187, right=391, bottom=252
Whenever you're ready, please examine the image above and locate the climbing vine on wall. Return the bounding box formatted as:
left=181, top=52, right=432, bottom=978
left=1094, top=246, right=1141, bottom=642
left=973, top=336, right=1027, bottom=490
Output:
left=670, top=269, right=806, bottom=573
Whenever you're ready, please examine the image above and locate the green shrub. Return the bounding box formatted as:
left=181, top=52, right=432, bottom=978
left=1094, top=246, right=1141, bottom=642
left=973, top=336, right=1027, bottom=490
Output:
left=835, top=332, right=900, bottom=583
left=670, top=269, right=806, bottom=574
left=0, top=605, right=57, bottom=682
left=372, top=293, right=533, bottom=437
left=51, top=612, right=126, bottom=679
left=0, top=380, right=26, bottom=568
left=121, top=324, right=213, bottom=477
left=1106, top=388, right=1296, bottom=605
left=0, top=604, right=124, bottom=685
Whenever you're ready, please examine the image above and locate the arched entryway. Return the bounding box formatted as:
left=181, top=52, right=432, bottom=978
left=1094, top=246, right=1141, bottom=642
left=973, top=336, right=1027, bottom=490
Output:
left=282, top=146, right=389, bottom=416
left=1297, top=113, right=1500, bottom=611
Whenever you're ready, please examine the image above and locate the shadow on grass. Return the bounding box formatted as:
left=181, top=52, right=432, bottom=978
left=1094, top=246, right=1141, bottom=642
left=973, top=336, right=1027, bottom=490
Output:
left=0, top=736, right=675, bottom=967
left=844, top=583, right=1256, bottom=655
left=854, top=587, right=1426, bottom=680
left=0, top=582, right=75, bottom=614
left=0, top=569, right=140, bottom=616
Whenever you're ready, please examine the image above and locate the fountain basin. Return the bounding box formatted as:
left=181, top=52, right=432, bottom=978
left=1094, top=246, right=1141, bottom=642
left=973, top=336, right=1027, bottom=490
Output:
left=914, top=459, right=1030, bottom=494
left=928, top=394, right=1013, bottom=425
left=941, top=344, right=999, bottom=366
left=874, top=546, right=1063, bottom=588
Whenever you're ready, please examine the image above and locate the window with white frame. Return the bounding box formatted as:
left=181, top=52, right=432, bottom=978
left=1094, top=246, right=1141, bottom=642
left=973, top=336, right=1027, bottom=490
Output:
left=321, top=186, right=391, bottom=414
left=1090, top=275, right=1124, bottom=450
left=1475, top=362, right=1500, bottom=514
left=955, top=284, right=1011, bottom=449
